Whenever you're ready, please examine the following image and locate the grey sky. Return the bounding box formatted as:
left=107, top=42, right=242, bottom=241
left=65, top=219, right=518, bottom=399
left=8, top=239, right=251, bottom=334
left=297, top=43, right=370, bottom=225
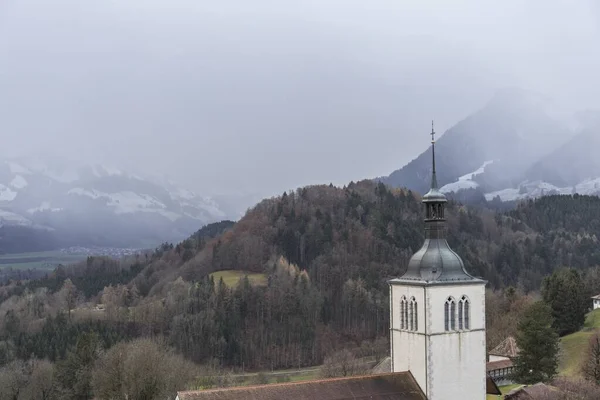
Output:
left=0, top=0, right=598, bottom=197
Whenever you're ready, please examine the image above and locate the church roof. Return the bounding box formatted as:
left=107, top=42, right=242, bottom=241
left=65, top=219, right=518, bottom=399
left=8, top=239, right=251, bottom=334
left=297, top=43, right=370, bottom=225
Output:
left=422, top=187, right=447, bottom=203
left=396, top=238, right=482, bottom=284
left=489, top=336, right=520, bottom=358
left=176, top=372, right=426, bottom=400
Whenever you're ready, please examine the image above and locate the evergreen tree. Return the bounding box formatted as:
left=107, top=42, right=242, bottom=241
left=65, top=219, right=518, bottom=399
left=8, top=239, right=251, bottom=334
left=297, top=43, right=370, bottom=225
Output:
left=513, top=301, right=559, bottom=384
left=541, top=268, right=587, bottom=336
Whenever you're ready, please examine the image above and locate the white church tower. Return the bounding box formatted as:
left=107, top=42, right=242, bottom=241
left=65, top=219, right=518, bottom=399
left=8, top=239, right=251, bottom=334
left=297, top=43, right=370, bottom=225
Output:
left=389, top=123, right=487, bottom=400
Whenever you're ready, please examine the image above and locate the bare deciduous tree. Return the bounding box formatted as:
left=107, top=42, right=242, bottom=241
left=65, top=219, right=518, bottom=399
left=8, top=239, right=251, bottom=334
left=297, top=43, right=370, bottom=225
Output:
left=320, top=349, right=370, bottom=378
left=0, top=360, right=29, bottom=400
left=21, top=359, right=56, bottom=400
left=58, top=279, right=79, bottom=320
left=92, top=338, right=197, bottom=400
left=581, top=331, right=600, bottom=385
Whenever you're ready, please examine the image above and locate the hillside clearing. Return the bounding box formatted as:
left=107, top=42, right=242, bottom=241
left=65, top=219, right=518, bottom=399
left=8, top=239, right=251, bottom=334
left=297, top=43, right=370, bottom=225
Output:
left=209, top=270, right=267, bottom=287
left=559, top=308, right=600, bottom=377
left=486, top=384, right=523, bottom=399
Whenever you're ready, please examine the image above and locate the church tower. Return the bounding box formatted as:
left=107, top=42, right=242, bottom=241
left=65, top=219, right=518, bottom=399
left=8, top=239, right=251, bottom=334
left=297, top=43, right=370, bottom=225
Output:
left=389, top=123, right=487, bottom=400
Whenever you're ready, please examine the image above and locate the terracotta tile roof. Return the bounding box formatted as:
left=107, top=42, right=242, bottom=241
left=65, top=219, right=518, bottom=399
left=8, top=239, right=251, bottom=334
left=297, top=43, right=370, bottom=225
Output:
left=489, top=336, right=520, bottom=358
left=176, top=372, right=426, bottom=400
left=486, top=359, right=514, bottom=372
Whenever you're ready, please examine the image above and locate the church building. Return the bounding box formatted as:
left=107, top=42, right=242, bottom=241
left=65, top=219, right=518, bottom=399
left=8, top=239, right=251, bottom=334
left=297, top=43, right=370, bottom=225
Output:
left=389, top=123, right=487, bottom=399
left=176, top=124, right=491, bottom=400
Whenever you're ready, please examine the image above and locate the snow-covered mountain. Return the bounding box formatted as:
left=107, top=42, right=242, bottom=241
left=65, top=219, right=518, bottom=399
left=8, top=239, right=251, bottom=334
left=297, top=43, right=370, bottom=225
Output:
left=380, top=88, right=600, bottom=205
left=380, top=88, right=574, bottom=195
left=0, top=156, right=229, bottom=252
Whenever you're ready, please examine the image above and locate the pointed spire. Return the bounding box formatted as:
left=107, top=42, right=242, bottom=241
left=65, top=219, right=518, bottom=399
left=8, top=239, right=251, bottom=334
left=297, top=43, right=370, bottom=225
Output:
left=430, top=120, right=438, bottom=189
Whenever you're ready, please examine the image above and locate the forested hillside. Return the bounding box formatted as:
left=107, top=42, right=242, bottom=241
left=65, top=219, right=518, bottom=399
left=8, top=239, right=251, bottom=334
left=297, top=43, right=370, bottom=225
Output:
left=3, top=181, right=600, bottom=397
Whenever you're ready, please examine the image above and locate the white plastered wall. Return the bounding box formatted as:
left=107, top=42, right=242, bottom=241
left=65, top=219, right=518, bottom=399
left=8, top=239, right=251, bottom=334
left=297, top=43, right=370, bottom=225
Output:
left=390, top=282, right=487, bottom=400
left=426, top=283, right=487, bottom=400
left=390, top=284, right=427, bottom=393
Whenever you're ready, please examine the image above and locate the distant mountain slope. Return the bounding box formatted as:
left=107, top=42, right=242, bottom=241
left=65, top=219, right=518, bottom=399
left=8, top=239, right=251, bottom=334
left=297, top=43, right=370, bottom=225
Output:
left=525, top=112, right=600, bottom=187
left=380, top=88, right=572, bottom=195
left=0, top=157, right=230, bottom=252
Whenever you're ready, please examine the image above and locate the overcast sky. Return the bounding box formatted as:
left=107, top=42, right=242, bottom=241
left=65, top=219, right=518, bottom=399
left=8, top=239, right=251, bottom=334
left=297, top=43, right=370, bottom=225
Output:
left=1, top=0, right=599, bottom=196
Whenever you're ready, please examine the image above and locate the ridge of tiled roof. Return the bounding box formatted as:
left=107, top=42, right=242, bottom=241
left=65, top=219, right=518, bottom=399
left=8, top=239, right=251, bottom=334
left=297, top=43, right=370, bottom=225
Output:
left=489, top=336, right=520, bottom=358
left=176, top=372, right=426, bottom=400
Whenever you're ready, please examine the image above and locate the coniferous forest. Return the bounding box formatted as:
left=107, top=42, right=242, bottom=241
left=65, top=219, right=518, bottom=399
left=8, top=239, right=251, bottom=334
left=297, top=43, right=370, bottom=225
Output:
left=3, top=180, right=600, bottom=398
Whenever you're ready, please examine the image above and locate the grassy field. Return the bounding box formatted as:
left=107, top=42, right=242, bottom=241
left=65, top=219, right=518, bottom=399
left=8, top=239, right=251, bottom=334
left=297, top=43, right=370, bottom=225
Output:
left=486, top=384, right=523, bottom=399
left=0, top=251, right=88, bottom=270
left=210, top=270, right=268, bottom=288
left=559, top=308, right=600, bottom=377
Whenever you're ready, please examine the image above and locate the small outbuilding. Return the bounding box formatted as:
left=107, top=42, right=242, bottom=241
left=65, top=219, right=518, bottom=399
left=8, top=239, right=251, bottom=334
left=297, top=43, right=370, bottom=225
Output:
left=592, top=294, right=600, bottom=310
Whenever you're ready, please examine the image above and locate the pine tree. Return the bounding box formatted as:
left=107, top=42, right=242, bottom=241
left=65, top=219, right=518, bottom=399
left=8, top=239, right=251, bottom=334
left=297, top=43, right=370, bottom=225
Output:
left=513, top=301, right=559, bottom=384
left=541, top=268, right=587, bottom=336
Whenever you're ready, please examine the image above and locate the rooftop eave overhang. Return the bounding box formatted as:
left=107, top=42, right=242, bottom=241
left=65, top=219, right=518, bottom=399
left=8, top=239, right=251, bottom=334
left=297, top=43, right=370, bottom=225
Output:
left=389, top=277, right=487, bottom=287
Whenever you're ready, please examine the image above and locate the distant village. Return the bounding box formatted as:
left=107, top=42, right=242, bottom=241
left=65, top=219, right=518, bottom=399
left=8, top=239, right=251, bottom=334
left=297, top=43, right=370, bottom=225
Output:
left=58, top=246, right=143, bottom=258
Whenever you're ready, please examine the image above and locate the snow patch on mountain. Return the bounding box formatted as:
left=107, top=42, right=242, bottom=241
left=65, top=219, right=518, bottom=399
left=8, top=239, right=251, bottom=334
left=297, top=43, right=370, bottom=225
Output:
left=0, top=184, right=17, bottom=201
left=0, top=209, right=32, bottom=225
left=68, top=188, right=182, bottom=220
left=440, top=160, right=494, bottom=193
left=484, top=179, right=600, bottom=202
left=44, top=169, right=79, bottom=183
left=174, top=188, right=196, bottom=201
left=101, top=165, right=123, bottom=176
left=105, top=191, right=166, bottom=212
left=68, top=188, right=102, bottom=199
left=7, top=162, right=31, bottom=175
left=0, top=156, right=234, bottom=248
left=10, top=175, right=28, bottom=189
left=27, top=202, right=63, bottom=214
left=91, top=165, right=102, bottom=178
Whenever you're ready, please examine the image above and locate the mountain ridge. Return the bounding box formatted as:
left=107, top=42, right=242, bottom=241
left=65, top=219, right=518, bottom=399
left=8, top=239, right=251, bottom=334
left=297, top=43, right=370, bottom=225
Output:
left=379, top=88, right=596, bottom=204
left=0, top=156, right=229, bottom=252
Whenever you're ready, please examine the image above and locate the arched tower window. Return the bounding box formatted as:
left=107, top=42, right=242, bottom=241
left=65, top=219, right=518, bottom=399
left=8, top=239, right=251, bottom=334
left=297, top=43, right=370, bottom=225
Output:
left=445, top=297, right=456, bottom=331
left=404, top=298, right=409, bottom=330
left=458, top=296, right=470, bottom=330
left=426, top=202, right=445, bottom=220
left=410, top=297, right=418, bottom=331
left=464, top=296, right=470, bottom=329
left=458, top=300, right=463, bottom=330
left=409, top=301, right=414, bottom=331
left=450, top=300, right=456, bottom=330
left=400, top=296, right=407, bottom=330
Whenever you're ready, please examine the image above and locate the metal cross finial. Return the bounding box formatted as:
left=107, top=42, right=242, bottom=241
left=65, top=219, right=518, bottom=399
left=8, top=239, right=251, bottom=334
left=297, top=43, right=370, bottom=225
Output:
left=431, top=120, right=435, bottom=143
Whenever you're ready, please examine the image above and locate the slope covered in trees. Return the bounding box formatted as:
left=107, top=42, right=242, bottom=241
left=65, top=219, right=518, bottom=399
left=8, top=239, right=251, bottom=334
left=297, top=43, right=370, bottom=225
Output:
left=4, top=182, right=600, bottom=397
